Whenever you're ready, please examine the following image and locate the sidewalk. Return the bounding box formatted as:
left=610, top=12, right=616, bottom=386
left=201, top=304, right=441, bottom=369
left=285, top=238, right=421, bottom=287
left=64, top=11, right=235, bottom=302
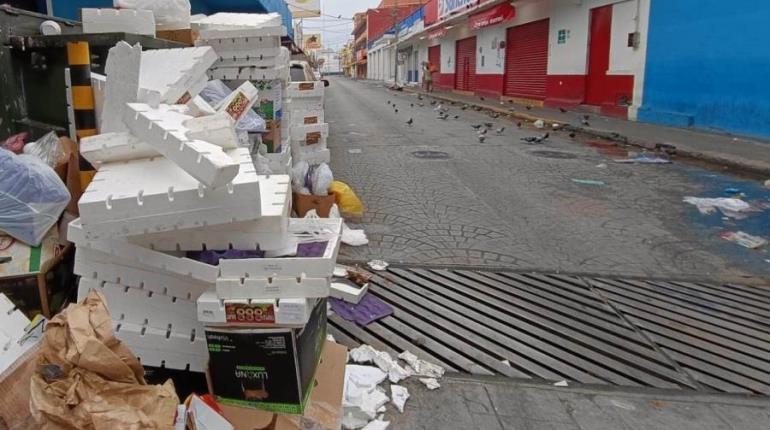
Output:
left=391, top=375, right=770, bottom=429
left=399, top=85, right=770, bottom=177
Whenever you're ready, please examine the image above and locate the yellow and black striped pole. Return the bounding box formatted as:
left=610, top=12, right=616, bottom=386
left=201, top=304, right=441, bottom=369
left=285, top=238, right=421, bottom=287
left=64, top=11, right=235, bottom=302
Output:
left=66, top=41, right=97, bottom=188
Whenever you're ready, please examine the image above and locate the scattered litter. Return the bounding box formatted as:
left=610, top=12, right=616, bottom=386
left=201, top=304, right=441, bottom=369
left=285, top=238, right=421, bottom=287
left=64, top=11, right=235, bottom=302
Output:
left=553, top=380, right=569, bottom=387
left=534, top=119, right=545, bottom=129
left=501, top=360, right=511, bottom=366
left=398, top=351, right=445, bottom=378
left=343, top=365, right=390, bottom=428
left=718, top=231, right=768, bottom=249
left=348, top=345, right=412, bottom=383
left=342, top=224, right=370, bottom=246
left=596, top=163, right=607, bottom=169
left=330, top=294, right=394, bottom=326
left=571, top=179, right=606, bottom=186
left=327, top=333, right=337, bottom=343
left=610, top=399, right=637, bottom=411
left=764, top=179, right=770, bottom=188
left=349, top=148, right=363, bottom=154
left=420, top=378, right=441, bottom=390
left=350, top=345, right=380, bottom=364
left=362, top=419, right=390, bottom=430
left=683, top=197, right=752, bottom=218
left=368, top=260, right=389, bottom=271
left=552, top=123, right=560, bottom=129
left=724, top=187, right=741, bottom=195
left=334, top=265, right=350, bottom=277
left=390, top=385, right=410, bottom=413
left=614, top=154, right=672, bottom=164
left=377, top=406, right=386, bottom=414
left=331, top=279, right=370, bottom=304
left=188, top=394, right=234, bottom=430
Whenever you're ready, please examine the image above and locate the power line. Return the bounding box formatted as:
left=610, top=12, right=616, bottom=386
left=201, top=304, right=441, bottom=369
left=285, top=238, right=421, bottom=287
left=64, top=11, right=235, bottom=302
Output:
left=287, top=1, right=354, bottom=20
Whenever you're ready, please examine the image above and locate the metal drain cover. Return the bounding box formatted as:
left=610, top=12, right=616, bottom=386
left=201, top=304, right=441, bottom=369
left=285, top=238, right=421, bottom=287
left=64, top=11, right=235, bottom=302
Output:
left=530, top=150, right=578, bottom=159
left=412, top=150, right=451, bottom=159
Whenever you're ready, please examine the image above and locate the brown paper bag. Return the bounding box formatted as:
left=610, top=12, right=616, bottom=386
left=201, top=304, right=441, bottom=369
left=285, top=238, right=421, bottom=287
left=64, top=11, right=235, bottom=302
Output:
left=29, top=291, right=179, bottom=430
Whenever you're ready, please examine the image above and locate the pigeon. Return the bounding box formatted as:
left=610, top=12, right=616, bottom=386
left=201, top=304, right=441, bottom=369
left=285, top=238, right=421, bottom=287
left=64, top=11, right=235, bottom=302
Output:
left=521, top=133, right=550, bottom=144
left=569, top=132, right=576, bottom=138
left=418, top=95, right=424, bottom=100
left=559, top=107, right=568, bottom=113
left=490, top=113, right=500, bottom=119
left=480, top=96, right=485, bottom=101
left=478, top=135, right=486, bottom=143
left=406, top=118, right=413, bottom=126
left=583, top=114, right=591, bottom=120
left=516, top=122, right=523, bottom=128
left=437, top=113, right=449, bottom=120
left=478, top=128, right=488, bottom=136
left=495, top=127, right=505, bottom=135
left=454, top=115, right=460, bottom=119
left=471, top=124, right=483, bottom=130
left=418, top=103, right=425, bottom=107
left=484, top=122, right=494, bottom=128
left=430, top=100, right=437, bottom=105
left=450, top=101, right=456, bottom=105
left=473, top=106, right=483, bottom=111
left=461, top=105, right=468, bottom=111
left=395, top=109, right=399, bottom=114
left=410, top=103, right=414, bottom=108
left=581, top=118, right=590, bottom=127
left=387, top=101, right=391, bottom=105
left=433, top=103, right=443, bottom=111
left=526, top=105, right=533, bottom=110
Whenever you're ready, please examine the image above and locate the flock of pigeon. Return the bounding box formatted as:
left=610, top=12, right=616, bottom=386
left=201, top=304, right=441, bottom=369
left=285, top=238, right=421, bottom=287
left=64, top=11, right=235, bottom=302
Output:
left=388, top=93, right=583, bottom=145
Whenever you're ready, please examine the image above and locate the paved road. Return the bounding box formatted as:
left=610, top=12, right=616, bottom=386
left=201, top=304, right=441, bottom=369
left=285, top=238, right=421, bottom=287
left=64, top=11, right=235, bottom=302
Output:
left=326, top=77, right=769, bottom=281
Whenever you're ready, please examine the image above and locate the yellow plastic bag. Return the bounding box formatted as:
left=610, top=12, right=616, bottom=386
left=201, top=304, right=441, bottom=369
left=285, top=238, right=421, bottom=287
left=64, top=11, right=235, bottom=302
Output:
left=329, top=180, right=364, bottom=217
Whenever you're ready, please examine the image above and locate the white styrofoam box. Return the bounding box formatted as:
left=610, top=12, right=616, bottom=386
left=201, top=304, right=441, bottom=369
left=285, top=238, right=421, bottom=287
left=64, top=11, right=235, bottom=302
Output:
left=80, top=132, right=158, bottom=165
left=124, top=103, right=239, bottom=189
left=0, top=294, right=34, bottom=375
left=286, top=81, right=324, bottom=99
left=215, top=275, right=329, bottom=301
left=195, top=36, right=281, bottom=51
left=285, top=108, right=324, bottom=127
left=69, top=219, right=219, bottom=283
left=187, top=95, right=217, bottom=117
left=101, top=41, right=141, bottom=133
left=91, top=73, right=106, bottom=133
left=82, top=8, right=155, bottom=36
left=283, top=97, right=324, bottom=112
left=291, top=147, right=330, bottom=165
left=263, top=144, right=291, bottom=174
left=290, top=123, right=328, bottom=146
left=77, top=148, right=262, bottom=239
left=197, top=26, right=287, bottom=39
left=213, top=48, right=283, bottom=68
left=127, top=174, right=291, bottom=251
left=197, top=292, right=318, bottom=326
left=183, top=112, right=239, bottom=149
left=138, top=47, right=217, bottom=106
left=192, top=12, right=282, bottom=30
left=215, top=81, right=259, bottom=123
left=217, top=218, right=342, bottom=279
left=114, top=320, right=208, bottom=371
left=79, top=279, right=204, bottom=336
left=330, top=281, right=369, bottom=305
left=208, top=66, right=288, bottom=82
left=74, top=248, right=211, bottom=300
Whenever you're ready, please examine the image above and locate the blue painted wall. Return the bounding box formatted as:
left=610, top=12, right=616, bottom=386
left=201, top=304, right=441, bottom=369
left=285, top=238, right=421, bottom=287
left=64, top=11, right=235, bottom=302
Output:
left=50, top=0, right=293, bottom=39
left=638, top=0, right=770, bottom=139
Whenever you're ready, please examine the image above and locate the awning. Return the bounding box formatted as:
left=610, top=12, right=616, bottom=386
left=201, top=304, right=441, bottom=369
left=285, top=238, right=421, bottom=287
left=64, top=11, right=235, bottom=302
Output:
left=468, top=3, right=515, bottom=30
left=428, top=28, right=447, bottom=40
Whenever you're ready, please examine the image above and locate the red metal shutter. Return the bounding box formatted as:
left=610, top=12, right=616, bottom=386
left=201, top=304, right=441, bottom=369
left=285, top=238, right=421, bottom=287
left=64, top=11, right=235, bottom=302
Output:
left=455, top=37, right=477, bottom=91
left=586, top=5, right=613, bottom=105
left=504, top=19, right=549, bottom=99
left=428, top=45, right=440, bottom=70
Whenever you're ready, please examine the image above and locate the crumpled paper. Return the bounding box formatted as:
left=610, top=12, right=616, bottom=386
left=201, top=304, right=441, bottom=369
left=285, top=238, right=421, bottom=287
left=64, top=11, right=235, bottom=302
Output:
left=30, top=290, right=179, bottom=430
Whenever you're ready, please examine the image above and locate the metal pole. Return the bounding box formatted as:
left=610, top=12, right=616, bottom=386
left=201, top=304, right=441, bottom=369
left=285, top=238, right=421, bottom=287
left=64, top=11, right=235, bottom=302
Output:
left=392, top=0, right=399, bottom=85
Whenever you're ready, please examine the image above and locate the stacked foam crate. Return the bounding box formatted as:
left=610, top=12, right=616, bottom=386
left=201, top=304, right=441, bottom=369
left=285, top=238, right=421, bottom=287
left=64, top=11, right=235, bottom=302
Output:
left=285, top=80, right=330, bottom=166
left=72, top=41, right=341, bottom=373
left=193, top=13, right=292, bottom=174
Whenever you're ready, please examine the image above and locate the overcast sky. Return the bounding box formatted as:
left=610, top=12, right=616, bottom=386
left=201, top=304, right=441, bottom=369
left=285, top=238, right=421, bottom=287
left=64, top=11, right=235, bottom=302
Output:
left=300, top=0, right=381, bottom=50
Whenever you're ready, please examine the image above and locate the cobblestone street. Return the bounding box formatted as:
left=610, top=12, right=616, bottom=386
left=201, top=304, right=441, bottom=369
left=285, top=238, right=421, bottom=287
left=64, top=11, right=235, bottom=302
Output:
left=326, top=77, right=770, bottom=281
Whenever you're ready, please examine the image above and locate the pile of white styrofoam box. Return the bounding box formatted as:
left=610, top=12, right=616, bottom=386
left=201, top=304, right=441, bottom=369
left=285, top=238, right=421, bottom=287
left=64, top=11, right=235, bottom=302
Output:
left=0, top=294, right=37, bottom=375
left=82, top=8, right=156, bottom=36
left=192, top=13, right=289, bottom=82
left=73, top=41, right=341, bottom=373
left=284, top=81, right=330, bottom=166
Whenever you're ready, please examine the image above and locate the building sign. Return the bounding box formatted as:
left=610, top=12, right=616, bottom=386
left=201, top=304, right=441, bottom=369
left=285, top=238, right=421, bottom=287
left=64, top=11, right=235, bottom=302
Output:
left=557, top=29, right=571, bottom=44
left=303, top=33, right=322, bottom=51
left=468, top=3, right=515, bottom=30
left=428, top=28, right=448, bottom=40
left=286, top=0, right=321, bottom=19
left=439, top=0, right=480, bottom=19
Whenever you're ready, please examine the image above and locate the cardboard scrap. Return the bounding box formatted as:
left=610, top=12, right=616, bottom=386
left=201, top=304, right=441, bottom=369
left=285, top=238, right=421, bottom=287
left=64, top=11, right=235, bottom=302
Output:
left=29, top=290, right=179, bottom=429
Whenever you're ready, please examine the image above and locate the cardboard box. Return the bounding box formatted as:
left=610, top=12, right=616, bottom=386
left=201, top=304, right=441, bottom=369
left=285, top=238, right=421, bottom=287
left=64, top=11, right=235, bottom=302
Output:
left=219, top=341, right=346, bottom=430
left=157, top=29, right=198, bottom=45
left=206, top=299, right=327, bottom=414
left=293, top=193, right=335, bottom=218
left=253, top=80, right=283, bottom=121
left=263, top=120, right=282, bottom=153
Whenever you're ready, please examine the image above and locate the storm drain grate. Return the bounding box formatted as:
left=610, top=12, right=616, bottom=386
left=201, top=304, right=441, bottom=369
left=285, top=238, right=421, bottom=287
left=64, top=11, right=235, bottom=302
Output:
left=329, top=266, right=770, bottom=395
left=411, top=150, right=451, bottom=160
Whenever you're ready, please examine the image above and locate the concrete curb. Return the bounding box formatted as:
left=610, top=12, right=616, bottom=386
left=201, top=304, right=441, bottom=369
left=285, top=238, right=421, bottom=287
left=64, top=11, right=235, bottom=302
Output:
left=399, top=87, right=770, bottom=178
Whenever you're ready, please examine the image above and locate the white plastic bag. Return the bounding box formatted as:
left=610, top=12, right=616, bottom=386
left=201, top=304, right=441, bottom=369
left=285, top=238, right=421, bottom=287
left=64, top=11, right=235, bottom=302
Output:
left=114, top=0, right=191, bottom=30
left=291, top=161, right=310, bottom=195
left=312, top=163, right=333, bottom=196
left=22, top=131, right=66, bottom=168
left=0, top=148, right=70, bottom=246
left=199, top=80, right=267, bottom=133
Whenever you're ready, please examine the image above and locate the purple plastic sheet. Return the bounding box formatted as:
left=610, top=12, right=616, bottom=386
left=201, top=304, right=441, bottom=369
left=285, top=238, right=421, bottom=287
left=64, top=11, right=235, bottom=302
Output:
left=296, top=241, right=329, bottom=258
left=329, top=293, right=393, bottom=326
left=187, top=249, right=264, bottom=266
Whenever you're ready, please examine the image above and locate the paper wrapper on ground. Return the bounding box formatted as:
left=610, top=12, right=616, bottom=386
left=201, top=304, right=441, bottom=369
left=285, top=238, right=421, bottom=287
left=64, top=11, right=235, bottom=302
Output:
left=29, top=290, right=179, bottom=429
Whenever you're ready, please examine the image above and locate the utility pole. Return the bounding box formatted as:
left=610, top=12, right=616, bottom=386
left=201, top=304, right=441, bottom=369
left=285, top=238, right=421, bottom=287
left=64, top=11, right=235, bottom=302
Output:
left=392, top=0, right=399, bottom=86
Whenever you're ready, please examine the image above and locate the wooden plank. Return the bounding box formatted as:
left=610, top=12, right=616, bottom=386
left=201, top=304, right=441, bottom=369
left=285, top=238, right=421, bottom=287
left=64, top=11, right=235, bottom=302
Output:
left=661, top=348, right=770, bottom=394
left=510, top=272, right=617, bottom=314
left=685, top=368, right=753, bottom=395
left=712, top=282, right=770, bottom=301
left=376, top=316, right=495, bottom=376
left=327, top=313, right=398, bottom=357
left=664, top=281, right=770, bottom=316
left=481, top=271, right=641, bottom=336
left=368, top=288, right=529, bottom=378
left=326, top=325, right=359, bottom=349
left=446, top=270, right=685, bottom=377
left=592, top=279, right=770, bottom=346
left=369, top=276, right=608, bottom=384
left=390, top=269, right=679, bottom=388
left=370, top=279, right=564, bottom=380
